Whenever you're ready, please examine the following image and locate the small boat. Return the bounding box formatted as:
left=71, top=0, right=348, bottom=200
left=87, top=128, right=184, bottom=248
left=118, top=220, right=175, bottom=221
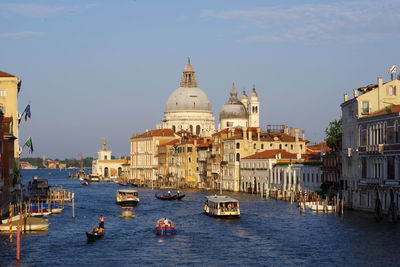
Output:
left=0, top=217, right=49, bottom=231
left=155, top=194, right=175, bottom=200
left=155, top=218, right=175, bottom=235
left=204, top=195, right=240, bottom=218
left=82, top=181, right=91, bottom=186
left=86, top=229, right=104, bottom=241
left=116, top=189, right=140, bottom=206
left=155, top=192, right=185, bottom=200
left=88, top=174, right=100, bottom=183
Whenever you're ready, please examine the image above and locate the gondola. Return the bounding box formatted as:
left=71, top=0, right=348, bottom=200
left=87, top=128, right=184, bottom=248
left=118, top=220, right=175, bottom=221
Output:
left=86, top=229, right=104, bottom=241
left=174, top=194, right=185, bottom=200
left=155, top=194, right=175, bottom=200
left=82, top=181, right=91, bottom=186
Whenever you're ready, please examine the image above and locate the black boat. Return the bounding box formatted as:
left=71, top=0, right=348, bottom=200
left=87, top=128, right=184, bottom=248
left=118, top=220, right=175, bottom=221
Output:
left=155, top=194, right=175, bottom=200
left=174, top=194, right=185, bottom=200
left=86, top=230, right=104, bottom=241
left=155, top=194, right=185, bottom=200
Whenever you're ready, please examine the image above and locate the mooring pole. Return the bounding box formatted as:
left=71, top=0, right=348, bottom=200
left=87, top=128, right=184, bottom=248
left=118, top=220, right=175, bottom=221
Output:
left=72, top=192, right=75, bottom=218
left=9, top=202, right=12, bottom=244
left=16, top=226, right=20, bottom=261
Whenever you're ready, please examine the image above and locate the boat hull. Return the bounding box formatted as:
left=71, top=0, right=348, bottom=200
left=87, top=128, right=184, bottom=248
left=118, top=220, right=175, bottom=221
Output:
left=116, top=200, right=139, bottom=206
left=86, top=231, right=104, bottom=241
left=156, top=226, right=175, bottom=235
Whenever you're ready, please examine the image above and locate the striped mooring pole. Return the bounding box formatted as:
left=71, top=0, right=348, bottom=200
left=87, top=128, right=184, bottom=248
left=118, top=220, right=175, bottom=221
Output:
left=9, top=202, right=12, bottom=244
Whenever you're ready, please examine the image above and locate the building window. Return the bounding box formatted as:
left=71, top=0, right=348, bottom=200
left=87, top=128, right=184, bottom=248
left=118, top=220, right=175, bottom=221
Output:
left=253, top=143, right=256, bottom=149
left=172, top=125, right=176, bottom=132
left=290, top=144, right=293, bottom=150
left=362, top=101, right=369, bottom=114
left=388, top=86, right=396, bottom=96
left=279, top=144, right=282, bottom=149
left=196, top=125, right=201, bottom=135
left=0, top=90, right=6, bottom=98
left=236, top=142, right=240, bottom=149
left=261, top=144, right=264, bottom=149
left=188, top=157, right=191, bottom=163
left=236, top=153, right=240, bottom=161
left=190, top=125, right=193, bottom=133
left=104, top=155, right=107, bottom=160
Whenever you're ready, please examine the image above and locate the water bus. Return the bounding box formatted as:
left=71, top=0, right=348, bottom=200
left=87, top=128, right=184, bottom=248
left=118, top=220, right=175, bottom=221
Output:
left=116, top=189, right=140, bottom=206
left=204, top=195, right=240, bottom=217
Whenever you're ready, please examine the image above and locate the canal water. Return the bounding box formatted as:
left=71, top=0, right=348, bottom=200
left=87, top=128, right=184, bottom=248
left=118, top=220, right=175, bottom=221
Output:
left=1, top=169, right=400, bottom=266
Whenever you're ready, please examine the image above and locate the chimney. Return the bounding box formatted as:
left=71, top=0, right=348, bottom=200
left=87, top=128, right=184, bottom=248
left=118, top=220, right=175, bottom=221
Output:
left=290, top=127, right=293, bottom=136
left=353, top=89, right=358, bottom=97
left=295, top=128, right=299, bottom=142
left=378, top=77, right=383, bottom=88
left=284, top=125, right=289, bottom=134
left=344, top=93, right=348, bottom=102
left=302, top=130, right=305, bottom=140
left=257, top=128, right=261, bottom=142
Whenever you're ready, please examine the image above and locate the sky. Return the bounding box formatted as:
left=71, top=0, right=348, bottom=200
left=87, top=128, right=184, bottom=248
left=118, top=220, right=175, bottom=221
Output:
left=1, top=0, right=400, bottom=159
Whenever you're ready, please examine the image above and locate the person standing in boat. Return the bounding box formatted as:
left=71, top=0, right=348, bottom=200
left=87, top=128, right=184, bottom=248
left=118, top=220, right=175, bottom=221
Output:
left=168, top=191, right=171, bottom=197
left=98, top=215, right=105, bottom=233
left=177, top=190, right=180, bottom=197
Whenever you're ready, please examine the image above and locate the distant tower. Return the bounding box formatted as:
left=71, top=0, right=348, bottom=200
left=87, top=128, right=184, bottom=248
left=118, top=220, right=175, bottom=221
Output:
left=249, top=87, right=259, bottom=127
left=98, top=138, right=112, bottom=160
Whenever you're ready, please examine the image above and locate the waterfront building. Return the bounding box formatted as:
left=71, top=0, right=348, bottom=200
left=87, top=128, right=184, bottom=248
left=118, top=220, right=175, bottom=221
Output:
left=92, top=140, right=127, bottom=180
left=0, top=70, right=21, bottom=158
left=196, top=138, right=213, bottom=189
left=130, top=129, right=178, bottom=185
left=322, top=137, right=342, bottom=193
left=240, top=150, right=322, bottom=197
left=0, top=112, right=16, bottom=214
left=160, top=59, right=215, bottom=136
left=156, top=139, right=179, bottom=186
left=341, top=75, right=400, bottom=213
left=221, top=125, right=308, bottom=192
left=219, top=84, right=259, bottom=130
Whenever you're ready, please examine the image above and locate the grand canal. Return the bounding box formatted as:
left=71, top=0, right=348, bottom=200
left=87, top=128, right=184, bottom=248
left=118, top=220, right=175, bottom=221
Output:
left=1, top=169, right=400, bottom=266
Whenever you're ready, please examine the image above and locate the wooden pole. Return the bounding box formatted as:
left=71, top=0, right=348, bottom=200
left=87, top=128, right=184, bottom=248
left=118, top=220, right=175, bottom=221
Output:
left=72, top=192, right=75, bottom=218
left=19, top=203, right=22, bottom=235
left=341, top=198, right=344, bottom=216
left=9, top=203, right=12, bottom=244
left=16, top=226, right=20, bottom=261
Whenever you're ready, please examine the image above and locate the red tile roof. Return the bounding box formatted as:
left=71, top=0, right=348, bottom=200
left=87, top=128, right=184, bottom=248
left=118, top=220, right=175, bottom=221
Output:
left=132, top=129, right=176, bottom=139
left=362, top=105, right=400, bottom=119
left=0, top=70, right=15, bottom=77
left=197, top=140, right=212, bottom=148
left=306, top=142, right=331, bottom=154
left=243, top=149, right=298, bottom=160
left=160, top=139, right=179, bottom=146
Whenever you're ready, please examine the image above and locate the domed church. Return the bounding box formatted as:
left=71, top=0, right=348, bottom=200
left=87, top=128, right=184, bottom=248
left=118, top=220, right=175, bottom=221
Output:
left=161, top=59, right=215, bottom=136
left=219, top=83, right=259, bottom=130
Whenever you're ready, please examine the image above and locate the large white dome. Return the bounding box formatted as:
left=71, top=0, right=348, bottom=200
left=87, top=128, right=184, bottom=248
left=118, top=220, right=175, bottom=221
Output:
left=165, top=87, right=212, bottom=112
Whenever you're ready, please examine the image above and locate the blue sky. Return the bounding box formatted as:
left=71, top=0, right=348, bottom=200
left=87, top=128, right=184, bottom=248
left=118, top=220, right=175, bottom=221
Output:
left=1, top=0, right=400, bottom=159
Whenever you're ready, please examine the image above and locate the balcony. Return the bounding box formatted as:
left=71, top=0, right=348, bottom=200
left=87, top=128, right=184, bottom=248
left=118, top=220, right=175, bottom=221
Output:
left=359, top=178, right=380, bottom=185
left=385, top=180, right=400, bottom=186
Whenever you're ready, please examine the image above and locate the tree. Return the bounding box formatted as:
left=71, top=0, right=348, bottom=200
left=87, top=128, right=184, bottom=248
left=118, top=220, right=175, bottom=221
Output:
left=324, top=118, right=342, bottom=151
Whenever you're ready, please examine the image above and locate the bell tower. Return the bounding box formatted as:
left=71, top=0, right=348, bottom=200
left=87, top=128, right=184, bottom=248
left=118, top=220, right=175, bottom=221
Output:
left=249, top=87, right=259, bottom=127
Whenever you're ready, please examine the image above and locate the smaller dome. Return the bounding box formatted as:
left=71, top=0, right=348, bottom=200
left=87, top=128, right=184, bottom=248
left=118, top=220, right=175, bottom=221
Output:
left=220, top=101, right=248, bottom=120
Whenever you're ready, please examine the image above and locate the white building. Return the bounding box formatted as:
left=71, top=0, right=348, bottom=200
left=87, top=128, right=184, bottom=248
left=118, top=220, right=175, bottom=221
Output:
left=92, top=140, right=126, bottom=180
left=240, top=149, right=322, bottom=196
left=161, top=59, right=215, bottom=136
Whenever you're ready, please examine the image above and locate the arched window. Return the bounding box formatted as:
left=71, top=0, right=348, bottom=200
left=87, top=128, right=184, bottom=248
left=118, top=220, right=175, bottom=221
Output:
left=189, top=125, right=193, bottom=133
left=104, top=167, right=109, bottom=178
left=279, top=144, right=282, bottom=149
left=236, top=142, right=240, bottom=149
left=188, top=157, right=191, bottom=163
left=256, top=106, right=258, bottom=113
left=261, top=144, right=264, bottom=149
left=290, top=144, right=293, bottom=150
left=118, top=167, right=122, bottom=176
left=196, top=125, right=201, bottom=135
left=172, top=125, right=176, bottom=132
left=253, top=143, right=256, bottom=149
left=236, top=153, right=240, bottom=161
left=104, top=155, right=107, bottom=160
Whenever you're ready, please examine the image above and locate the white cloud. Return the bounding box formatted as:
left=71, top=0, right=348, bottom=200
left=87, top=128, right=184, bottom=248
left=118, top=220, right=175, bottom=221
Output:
left=0, top=3, right=94, bottom=18
left=201, top=1, right=400, bottom=43
left=0, top=31, right=45, bottom=39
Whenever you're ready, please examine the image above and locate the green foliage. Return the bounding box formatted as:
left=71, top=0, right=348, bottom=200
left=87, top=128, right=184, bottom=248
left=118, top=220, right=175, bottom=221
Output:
left=13, top=160, right=20, bottom=185
left=20, top=157, right=94, bottom=168
left=324, top=118, right=342, bottom=151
